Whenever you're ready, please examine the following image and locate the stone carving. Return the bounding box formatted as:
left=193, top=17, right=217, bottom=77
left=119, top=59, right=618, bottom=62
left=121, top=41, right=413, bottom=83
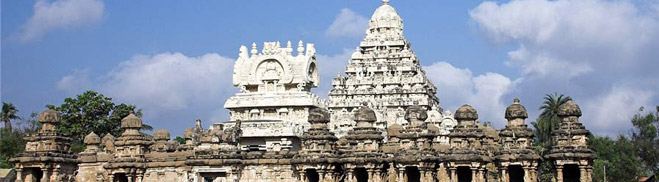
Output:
left=224, top=40, right=325, bottom=151
left=327, top=0, right=454, bottom=141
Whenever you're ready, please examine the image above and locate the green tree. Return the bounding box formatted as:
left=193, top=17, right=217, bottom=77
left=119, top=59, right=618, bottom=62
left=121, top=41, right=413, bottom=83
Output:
left=630, top=106, right=659, bottom=176
left=1, top=102, right=22, bottom=131
left=174, top=136, right=185, bottom=144
left=590, top=135, right=644, bottom=182
left=46, top=91, right=152, bottom=145
left=532, top=93, right=570, bottom=148
left=531, top=93, right=570, bottom=182
left=0, top=129, right=25, bottom=168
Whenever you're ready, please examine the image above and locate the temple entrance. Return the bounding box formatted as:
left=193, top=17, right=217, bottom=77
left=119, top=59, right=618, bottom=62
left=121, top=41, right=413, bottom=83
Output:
left=200, top=172, right=227, bottom=182
left=563, top=164, right=581, bottom=182
left=113, top=173, right=128, bottom=182
left=457, top=166, right=472, bottom=182
left=305, top=169, right=320, bottom=182
left=24, top=168, right=42, bottom=182
left=354, top=167, right=369, bottom=182
left=335, top=165, right=345, bottom=182
left=405, top=166, right=420, bottom=182
left=508, top=165, right=525, bottom=182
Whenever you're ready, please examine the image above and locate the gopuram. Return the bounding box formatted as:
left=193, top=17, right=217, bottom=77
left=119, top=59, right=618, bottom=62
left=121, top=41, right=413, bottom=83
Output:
left=10, top=0, right=595, bottom=182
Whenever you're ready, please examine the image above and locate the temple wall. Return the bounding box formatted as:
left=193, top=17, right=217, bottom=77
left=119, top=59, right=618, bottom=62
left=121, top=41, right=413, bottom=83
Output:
left=76, top=163, right=105, bottom=182
left=143, top=167, right=188, bottom=182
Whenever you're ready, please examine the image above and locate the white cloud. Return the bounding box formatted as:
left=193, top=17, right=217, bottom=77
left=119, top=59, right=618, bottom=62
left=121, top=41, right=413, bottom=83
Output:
left=57, top=69, right=92, bottom=95
left=424, top=62, right=518, bottom=127
left=326, top=8, right=369, bottom=38
left=18, top=0, right=104, bottom=42
left=314, top=49, right=353, bottom=98
left=469, top=0, right=659, bottom=135
left=57, top=52, right=236, bottom=129
left=583, top=86, right=654, bottom=136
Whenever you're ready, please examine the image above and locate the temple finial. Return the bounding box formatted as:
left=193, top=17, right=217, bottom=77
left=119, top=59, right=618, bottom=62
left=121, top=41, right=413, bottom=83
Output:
left=382, top=0, right=390, bottom=5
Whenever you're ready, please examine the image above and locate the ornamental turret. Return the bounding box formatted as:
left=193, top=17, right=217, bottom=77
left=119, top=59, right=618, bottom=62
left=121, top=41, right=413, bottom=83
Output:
left=224, top=40, right=325, bottom=151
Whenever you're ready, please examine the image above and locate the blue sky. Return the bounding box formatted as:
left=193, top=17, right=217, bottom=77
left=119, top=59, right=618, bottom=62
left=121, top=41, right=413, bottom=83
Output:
left=3, top=0, right=659, bottom=137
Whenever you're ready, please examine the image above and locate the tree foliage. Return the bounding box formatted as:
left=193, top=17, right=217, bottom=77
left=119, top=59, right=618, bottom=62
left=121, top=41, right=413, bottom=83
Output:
left=46, top=90, right=151, bottom=144
left=590, top=135, right=645, bottom=182
left=532, top=93, right=570, bottom=149
left=0, top=112, right=40, bottom=169
left=630, top=106, right=659, bottom=176
left=1, top=102, right=22, bottom=131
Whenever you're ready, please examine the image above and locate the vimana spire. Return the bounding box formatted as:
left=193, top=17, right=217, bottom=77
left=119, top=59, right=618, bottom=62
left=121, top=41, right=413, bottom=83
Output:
left=11, top=1, right=594, bottom=182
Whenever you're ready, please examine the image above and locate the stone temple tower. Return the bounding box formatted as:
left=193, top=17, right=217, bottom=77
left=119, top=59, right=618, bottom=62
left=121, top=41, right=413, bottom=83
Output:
left=328, top=0, right=456, bottom=138
left=224, top=41, right=326, bottom=151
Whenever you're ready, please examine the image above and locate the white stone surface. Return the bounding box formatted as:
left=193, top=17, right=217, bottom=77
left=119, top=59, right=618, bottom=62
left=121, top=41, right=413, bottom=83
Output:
left=328, top=1, right=456, bottom=139
left=223, top=41, right=326, bottom=151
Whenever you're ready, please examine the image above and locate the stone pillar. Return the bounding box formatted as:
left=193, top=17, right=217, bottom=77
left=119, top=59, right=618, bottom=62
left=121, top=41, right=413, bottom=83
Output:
left=300, top=171, right=307, bottom=182
left=51, top=168, right=59, bottom=182
left=579, top=166, right=588, bottom=182
left=137, top=174, right=143, bottom=182
left=422, top=169, right=433, bottom=182
left=471, top=168, right=477, bottom=182
left=346, top=169, right=354, bottom=182
left=40, top=168, right=50, bottom=182
left=555, top=166, right=563, bottom=182
left=500, top=167, right=507, bottom=182
left=397, top=168, right=405, bottom=182
left=127, top=174, right=133, bottom=182
left=15, top=168, right=23, bottom=182
left=318, top=170, right=326, bottom=182
left=372, top=170, right=381, bottom=182
left=529, top=168, right=538, bottom=182
left=449, top=168, right=457, bottom=182
left=367, top=169, right=375, bottom=182
left=478, top=168, right=485, bottom=182
left=108, top=174, right=114, bottom=182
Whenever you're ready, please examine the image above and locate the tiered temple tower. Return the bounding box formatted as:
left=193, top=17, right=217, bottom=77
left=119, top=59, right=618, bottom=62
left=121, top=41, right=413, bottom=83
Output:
left=496, top=99, right=540, bottom=182
left=328, top=0, right=456, bottom=138
left=545, top=99, right=596, bottom=182
left=224, top=40, right=325, bottom=151
left=10, top=109, right=78, bottom=182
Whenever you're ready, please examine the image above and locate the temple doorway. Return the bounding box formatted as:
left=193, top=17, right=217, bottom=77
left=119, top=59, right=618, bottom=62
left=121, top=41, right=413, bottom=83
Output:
left=200, top=172, right=227, bottom=182
left=113, top=173, right=128, bottom=182
left=508, top=165, right=525, bottom=182
left=457, top=166, right=472, bottom=182
left=354, top=167, right=369, bottom=182
left=305, top=169, right=320, bottom=182
left=563, top=164, right=581, bottom=182
left=405, top=166, right=420, bottom=182
left=24, top=168, right=42, bottom=182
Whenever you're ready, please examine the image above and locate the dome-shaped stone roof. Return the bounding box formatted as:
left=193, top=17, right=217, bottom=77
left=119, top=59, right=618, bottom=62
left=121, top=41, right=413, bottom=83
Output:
left=38, top=109, right=60, bottom=124
left=121, top=112, right=142, bottom=129
left=102, top=133, right=115, bottom=142
left=183, top=127, right=195, bottom=139
left=371, top=3, right=400, bottom=21
left=505, top=98, right=528, bottom=120
left=309, top=107, right=330, bottom=124
left=366, top=0, right=404, bottom=39
left=558, top=98, right=582, bottom=117
left=84, top=132, right=101, bottom=145
left=405, top=103, right=428, bottom=122
left=153, top=129, right=171, bottom=141
left=354, top=105, right=377, bottom=122
left=455, top=104, right=478, bottom=121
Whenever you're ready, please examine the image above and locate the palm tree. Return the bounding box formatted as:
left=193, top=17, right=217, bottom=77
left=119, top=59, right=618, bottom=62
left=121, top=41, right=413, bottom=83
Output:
left=532, top=93, right=571, bottom=149
left=1, top=102, right=22, bottom=131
